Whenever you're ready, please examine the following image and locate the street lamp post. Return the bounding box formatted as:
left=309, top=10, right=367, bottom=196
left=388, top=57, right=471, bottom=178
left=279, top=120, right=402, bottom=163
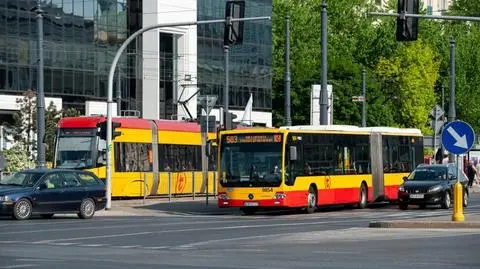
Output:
left=361, top=67, right=366, bottom=127
left=320, top=0, right=328, bottom=125
left=35, top=1, right=46, bottom=168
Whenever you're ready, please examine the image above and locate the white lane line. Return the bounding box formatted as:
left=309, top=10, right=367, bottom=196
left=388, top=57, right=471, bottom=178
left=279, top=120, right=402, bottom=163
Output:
left=0, top=265, right=36, bottom=269
left=47, top=243, right=78, bottom=246
left=142, top=246, right=170, bottom=250
left=0, top=218, right=274, bottom=235
left=80, top=244, right=107, bottom=247
left=33, top=231, right=152, bottom=244
left=116, top=245, right=140, bottom=249
left=0, top=241, right=23, bottom=244
left=31, top=219, right=354, bottom=244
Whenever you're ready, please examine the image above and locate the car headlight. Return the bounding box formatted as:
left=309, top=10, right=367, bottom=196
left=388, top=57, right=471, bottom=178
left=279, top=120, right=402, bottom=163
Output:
left=428, top=185, right=442, bottom=193
left=0, top=195, right=11, bottom=202
left=399, top=186, right=405, bottom=192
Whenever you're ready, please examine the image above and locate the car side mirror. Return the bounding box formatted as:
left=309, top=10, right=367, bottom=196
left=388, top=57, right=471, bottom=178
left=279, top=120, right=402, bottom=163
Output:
left=37, top=183, right=47, bottom=190
left=289, top=146, right=297, bottom=161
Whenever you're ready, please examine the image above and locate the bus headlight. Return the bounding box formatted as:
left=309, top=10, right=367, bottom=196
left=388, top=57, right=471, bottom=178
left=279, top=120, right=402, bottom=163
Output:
left=273, top=193, right=287, bottom=199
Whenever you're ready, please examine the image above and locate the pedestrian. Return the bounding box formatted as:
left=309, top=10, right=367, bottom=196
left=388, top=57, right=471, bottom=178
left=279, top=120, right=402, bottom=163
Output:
left=467, top=160, right=476, bottom=188
left=475, top=160, right=480, bottom=184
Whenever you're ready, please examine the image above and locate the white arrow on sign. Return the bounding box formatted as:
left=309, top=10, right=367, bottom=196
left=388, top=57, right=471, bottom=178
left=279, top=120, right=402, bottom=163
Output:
left=447, top=126, right=468, bottom=149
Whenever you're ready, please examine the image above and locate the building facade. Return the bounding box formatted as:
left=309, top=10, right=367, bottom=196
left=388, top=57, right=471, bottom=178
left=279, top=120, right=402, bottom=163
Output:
left=0, top=0, right=272, bottom=129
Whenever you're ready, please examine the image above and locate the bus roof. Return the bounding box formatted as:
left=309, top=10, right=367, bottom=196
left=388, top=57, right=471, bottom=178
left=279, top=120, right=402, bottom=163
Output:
left=279, top=125, right=422, bottom=136
left=58, top=116, right=202, bottom=132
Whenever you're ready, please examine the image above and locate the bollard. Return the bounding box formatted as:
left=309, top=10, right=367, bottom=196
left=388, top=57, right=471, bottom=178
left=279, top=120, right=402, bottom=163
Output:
left=192, top=171, right=195, bottom=200
left=452, top=181, right=465, bottom=221
left=168, top=172, right=172, bottom=202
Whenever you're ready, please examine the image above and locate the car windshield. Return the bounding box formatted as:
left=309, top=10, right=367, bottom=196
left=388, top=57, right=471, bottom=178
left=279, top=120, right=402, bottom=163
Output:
left=56, top=136, right=95, bottom=169
left=0, top=172, right=44, bottom=187
left=408, top=167, right=447, bottom=181
left=220, top=134, right=283, bottom=187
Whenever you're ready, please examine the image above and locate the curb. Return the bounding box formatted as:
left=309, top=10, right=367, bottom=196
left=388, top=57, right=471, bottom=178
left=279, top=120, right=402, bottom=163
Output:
left=369, top=221, right=480, bottom=229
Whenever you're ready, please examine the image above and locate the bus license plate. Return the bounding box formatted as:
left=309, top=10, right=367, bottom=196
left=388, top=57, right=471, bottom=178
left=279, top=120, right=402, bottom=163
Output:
left=410, top=194, right=424, bottom=199
left=244, top=202, right=259, bottom=207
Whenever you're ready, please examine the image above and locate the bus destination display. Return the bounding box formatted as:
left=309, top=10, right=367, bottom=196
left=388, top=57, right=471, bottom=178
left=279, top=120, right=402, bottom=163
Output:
left=225, top=134, right=282, bottom=144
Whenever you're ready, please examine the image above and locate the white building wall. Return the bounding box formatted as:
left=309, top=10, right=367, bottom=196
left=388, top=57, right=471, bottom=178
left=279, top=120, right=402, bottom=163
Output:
left=142, top=0, right=197, bottom=120
left=0, top=94, right=62, bottom=111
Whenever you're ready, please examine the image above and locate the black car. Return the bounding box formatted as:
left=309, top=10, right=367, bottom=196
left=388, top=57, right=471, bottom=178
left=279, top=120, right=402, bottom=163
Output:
left=398, top=163, right=469, bottom=210
left=0, top=169, right=106, bottom=220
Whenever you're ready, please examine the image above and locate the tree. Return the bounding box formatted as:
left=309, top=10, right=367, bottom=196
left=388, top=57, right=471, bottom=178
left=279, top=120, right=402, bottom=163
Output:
left=12, top=90, right=37, bottom=157
left=3, top=144, right=35, bottom=172
left=375, top=40, right=439, bottom=133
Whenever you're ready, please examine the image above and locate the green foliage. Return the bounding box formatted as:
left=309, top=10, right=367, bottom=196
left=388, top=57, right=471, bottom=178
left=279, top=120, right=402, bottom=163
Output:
left=271, top=0, right=480, bottom=135
left=3, top=144, right=35, bottom=172
left=375, top=40, right=439, bottom=133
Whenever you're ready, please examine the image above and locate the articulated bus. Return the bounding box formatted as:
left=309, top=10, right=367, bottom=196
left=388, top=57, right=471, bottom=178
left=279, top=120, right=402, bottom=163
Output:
left=217, top=125, right=424, bottom=214
left=55, top=116, right=216, bottom=197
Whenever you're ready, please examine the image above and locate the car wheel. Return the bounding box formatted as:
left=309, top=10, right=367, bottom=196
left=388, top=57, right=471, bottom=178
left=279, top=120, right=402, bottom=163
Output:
left=358, top=184, right=368, bottom=209
left=78, top=198, right=96, bottom=219
left=463, top=190, right=469, bottom=208
left=399, top=203, right=408, bottom=210
left=40, top=214, right=54, bottom=219
left=305, top=185, right=317, bottom=214
left=441, top=191, right=451, bottom=209
left=13, top=198, right=32, bottom=220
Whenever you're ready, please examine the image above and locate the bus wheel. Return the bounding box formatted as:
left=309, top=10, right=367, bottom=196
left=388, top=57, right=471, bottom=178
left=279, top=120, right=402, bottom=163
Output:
left=241, top=207, right=257, bottom=216
left=306, top=185, right=317, bottom=214
left=358, top=184, right=368, bottom=209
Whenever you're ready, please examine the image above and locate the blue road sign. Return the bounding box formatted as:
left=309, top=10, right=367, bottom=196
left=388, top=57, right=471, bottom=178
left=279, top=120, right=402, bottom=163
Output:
left=441, top=120, right=475, bottom=155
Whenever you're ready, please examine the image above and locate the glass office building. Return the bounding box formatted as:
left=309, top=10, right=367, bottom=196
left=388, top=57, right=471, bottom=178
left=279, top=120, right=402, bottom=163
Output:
left=0, top=0, right=272, bottom=117
left=197, top=0, right=272, bottom=112
left=0, top=0, right=142, bottom=112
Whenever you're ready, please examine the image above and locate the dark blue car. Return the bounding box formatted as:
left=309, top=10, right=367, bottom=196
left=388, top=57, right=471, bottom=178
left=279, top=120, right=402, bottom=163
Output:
left=0, top=169, right=106, bottom=220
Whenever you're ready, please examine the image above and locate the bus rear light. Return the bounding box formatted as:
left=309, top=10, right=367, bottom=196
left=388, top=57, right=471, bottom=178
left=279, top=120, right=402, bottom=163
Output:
left=273, top=192, right=287, bottom=199
left=218, top=193, right=229, bottom=200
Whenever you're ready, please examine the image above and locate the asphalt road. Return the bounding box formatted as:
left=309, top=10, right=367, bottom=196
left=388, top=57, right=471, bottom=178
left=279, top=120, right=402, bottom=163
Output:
left=1, top=195, right=480, bottom=269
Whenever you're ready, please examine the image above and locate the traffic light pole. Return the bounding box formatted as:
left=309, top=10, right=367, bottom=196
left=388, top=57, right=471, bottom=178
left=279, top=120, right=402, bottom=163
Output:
left=105, top=16, right=270, bottom=210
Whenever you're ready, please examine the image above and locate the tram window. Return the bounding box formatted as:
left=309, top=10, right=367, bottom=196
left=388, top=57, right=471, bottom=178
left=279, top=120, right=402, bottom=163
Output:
left=114, top=143, right=152, bottom=172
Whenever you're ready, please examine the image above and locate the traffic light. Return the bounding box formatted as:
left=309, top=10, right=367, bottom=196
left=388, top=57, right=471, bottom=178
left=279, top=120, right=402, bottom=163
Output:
left=224, top=0, right=245, bottom=47
left=224, top=111, right=237, bottom=130
left=396, top=0, right=419, bottom=41
left=96, top=121, right=122, bottom=140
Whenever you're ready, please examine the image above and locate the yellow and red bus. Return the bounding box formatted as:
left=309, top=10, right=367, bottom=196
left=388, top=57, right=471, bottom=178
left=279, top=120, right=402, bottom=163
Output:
left=216, top=125, right=424, bottom=214
left=55, top=116, right=216, bottom=197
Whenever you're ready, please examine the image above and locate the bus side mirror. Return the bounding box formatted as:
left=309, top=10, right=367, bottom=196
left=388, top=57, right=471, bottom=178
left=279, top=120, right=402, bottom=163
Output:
left=402, top=176, right=408, bottom=181
left=206, top=139, right=216, bottom=157
left=289, top=146, right=297, bottom=161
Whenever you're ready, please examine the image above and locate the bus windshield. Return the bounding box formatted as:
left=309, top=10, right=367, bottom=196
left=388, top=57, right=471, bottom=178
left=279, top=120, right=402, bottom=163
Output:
left=219, top=133, right=283, bottom=187
left=56, top=136, right=96, bottom=169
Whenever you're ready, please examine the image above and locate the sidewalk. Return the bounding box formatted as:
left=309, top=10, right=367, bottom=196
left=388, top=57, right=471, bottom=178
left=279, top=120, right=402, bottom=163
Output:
left=95, top=196, right=238, bottom=217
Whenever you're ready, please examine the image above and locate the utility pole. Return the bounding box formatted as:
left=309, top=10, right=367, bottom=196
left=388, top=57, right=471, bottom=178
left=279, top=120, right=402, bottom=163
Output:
left=361, top=67, right=366, bottom=127
left=35, top=1, right=45, bottom=168
left=284, top=16, right=291, bottom=126
left=320, top=0, right=328, bottom=125
left=448, top=37, right=456, bottom=163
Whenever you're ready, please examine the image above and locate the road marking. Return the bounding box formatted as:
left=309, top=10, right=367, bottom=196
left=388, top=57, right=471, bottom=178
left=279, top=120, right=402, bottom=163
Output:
left=142, top=246, right=170, bottom=250
left=80, top=244, right=107, bottom=247
left=47, top=243, right=78, bottom=246
left=116, top=245, right=140, bottom=248
left=0, top=265, right=36, bottom=269
left=33, top=231, right=153, bottom=244
left=30, top=219, right=356, bottom=244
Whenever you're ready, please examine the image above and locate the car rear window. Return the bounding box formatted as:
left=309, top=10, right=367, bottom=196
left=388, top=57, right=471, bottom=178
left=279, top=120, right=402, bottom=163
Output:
left=78, top=173, right=101, bottom=186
